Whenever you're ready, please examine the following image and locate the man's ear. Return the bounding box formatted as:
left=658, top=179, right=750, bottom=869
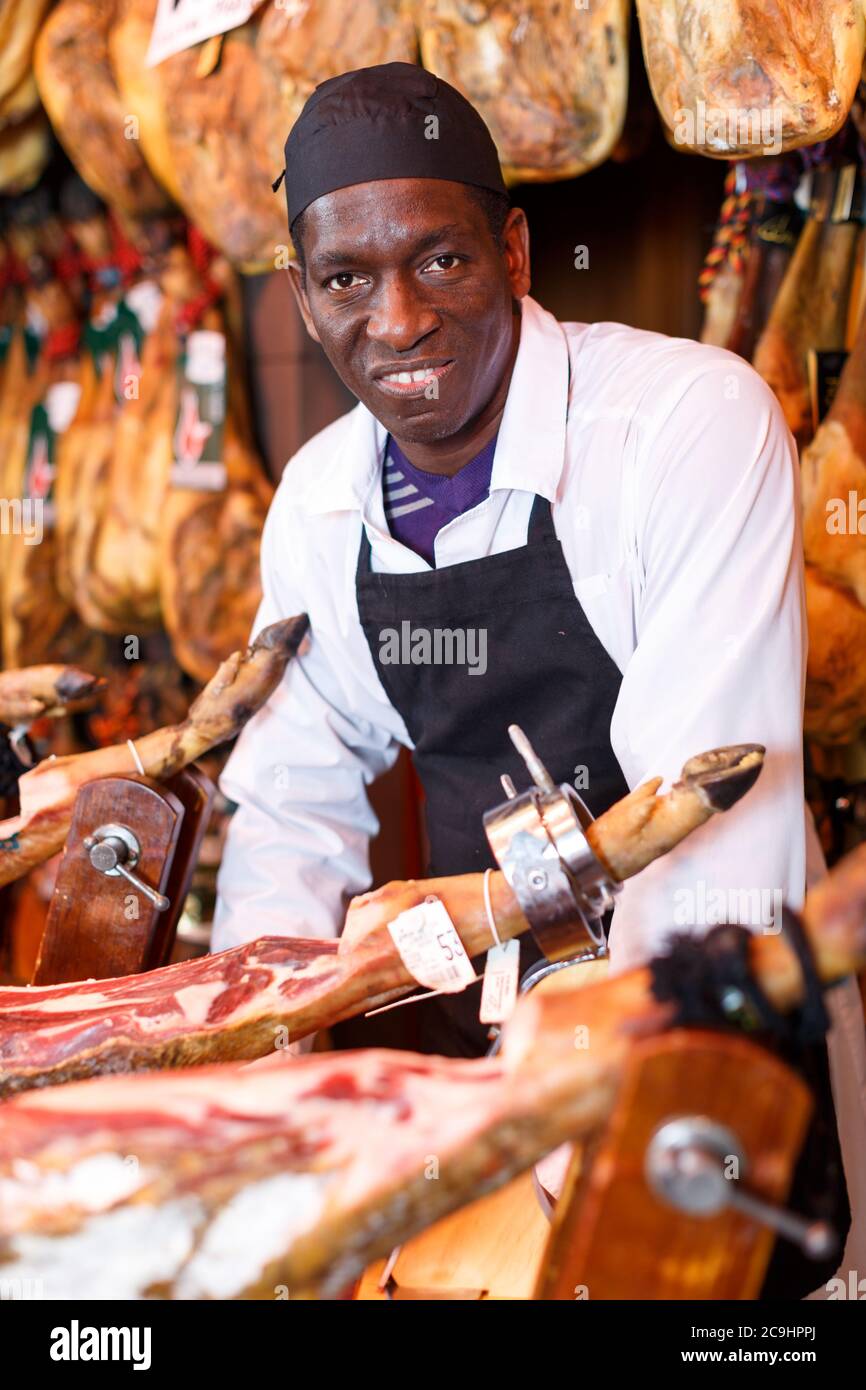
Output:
left=503, top=206, right=531, bottom=302
left=285, top=261, right=321, bottom=344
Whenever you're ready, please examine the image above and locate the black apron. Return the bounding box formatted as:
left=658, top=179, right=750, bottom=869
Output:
left=344, top=486, right=850, bottom=1296
left=352, top=492, right=629, bottom=1057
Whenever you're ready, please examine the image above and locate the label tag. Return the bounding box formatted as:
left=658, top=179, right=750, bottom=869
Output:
left=387, top=897, right=477, bottom=994
left=22, top=383, right=82, bottom=527
left=146, top=0, right=260, bottom=67
left=479, top=939, right=520, bottom=1024
left=170, top=330, right=228, bottom=491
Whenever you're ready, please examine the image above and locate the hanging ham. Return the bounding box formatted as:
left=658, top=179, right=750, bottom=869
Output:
left=415, top=0, right=630, bottom=182
left=752, top=172, right=861, bottom=450
left=34, top=0, right=173, bottom=223
left=637, top=1, right=866, bottom=157
left=109, top=0, right=418, bottom=269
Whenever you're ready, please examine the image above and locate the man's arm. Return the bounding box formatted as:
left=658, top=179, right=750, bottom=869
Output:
left=608, top=356, right=806, bottom=970
left=213, top=495, right=400, bottom=951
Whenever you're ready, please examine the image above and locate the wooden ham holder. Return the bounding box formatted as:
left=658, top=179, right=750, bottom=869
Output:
left=358, top=1027, right=816, bottom=1301
left=32, top=767, right=215, bottom=985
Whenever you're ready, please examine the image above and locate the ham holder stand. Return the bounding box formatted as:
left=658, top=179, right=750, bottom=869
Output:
left=363, top=729, right=836, bottom=1300
left=31, top=767, right=214, bottom=986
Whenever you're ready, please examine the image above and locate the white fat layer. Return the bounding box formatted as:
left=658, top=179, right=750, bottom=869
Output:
left=13, top=990, right=126, bottom=1014
left=10, top=979, right=228, bottom=1027
left=1, top=1153, right=146, bottom=1223
left=7, top=1199, right=202, bottom=1299
left=175, top=1173, right=328, bottom=1298
left=135, top=981, right=229, bottom=1032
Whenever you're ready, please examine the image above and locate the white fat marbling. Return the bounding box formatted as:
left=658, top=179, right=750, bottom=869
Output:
left=7, top=1199, right=203, bottom=1299
left=174, top=1173, right=328, bottom=1299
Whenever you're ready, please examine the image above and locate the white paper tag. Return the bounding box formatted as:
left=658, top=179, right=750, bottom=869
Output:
left=146, top=0, right=260, bottom=68
left=479, top=939, right=520, bottom=1024
left=387, top=897, right=477, bottom=994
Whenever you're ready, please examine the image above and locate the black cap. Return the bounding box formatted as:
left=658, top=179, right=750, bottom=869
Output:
left=275, top=61, right=507, bottom=227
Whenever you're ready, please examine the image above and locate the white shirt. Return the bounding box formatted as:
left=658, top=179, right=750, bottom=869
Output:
left=214, top=294, right=808, bottom=971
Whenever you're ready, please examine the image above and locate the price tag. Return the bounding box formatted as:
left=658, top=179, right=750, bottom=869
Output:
left=146, top=0, right=261, bottom=68
left=387, top=897, right=477, bottom=994
left=479, top=940, right=520, bottom=1024
left=170, top=331, right=228, bottom=491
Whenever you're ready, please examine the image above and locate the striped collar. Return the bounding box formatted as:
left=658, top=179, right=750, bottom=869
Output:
left=300, top=294, right=570, bottom=515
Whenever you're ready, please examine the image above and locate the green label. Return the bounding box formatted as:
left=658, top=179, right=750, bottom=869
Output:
left=23, top=401, right=56, bottom=520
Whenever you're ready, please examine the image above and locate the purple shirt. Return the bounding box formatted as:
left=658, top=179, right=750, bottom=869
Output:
left=383, top=433, right=497, bottom=566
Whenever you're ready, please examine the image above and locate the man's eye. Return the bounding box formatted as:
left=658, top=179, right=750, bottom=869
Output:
left=324, top=272, right=364, bottom=291
left=425, top=255, right=462, bottom=272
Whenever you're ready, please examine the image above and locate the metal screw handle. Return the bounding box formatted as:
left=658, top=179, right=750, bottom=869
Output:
left=111, top=859, right=170, bottom=912
left=83, top=830, right=170, bottom=913
left=723, top=1177, right=836, bottom=1259
left=646, top=1118, right=837, bottom=1260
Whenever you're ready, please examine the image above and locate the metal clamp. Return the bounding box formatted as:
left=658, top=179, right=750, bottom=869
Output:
left=82, top=821, right=170, bottom=913
left=482, top=725, right=620, bottom=963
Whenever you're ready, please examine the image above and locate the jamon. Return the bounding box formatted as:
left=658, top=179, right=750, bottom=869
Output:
left=0, top=665, right=103, bottom=725
left=110, top=0, right=417, bottom=268
left=0, top=296, right=84, bottom=671
left=1, top=838, right=863, bottom=1300
left=54, top=199, right=149, bottom=633
left=752, top=199, right=860, bottom=449
left=804, top=565, right=866, bottom=744
left=0, top=1, right=53, bottom=118
left=0, top=614, right=309, bottom=889
left=34, top=0, right=173, bottom=222
left=799, top=297, right=866, bottom=743
left=415, top=0, right=630, bottom=182
left=0, top=744, right=764, bottom=1095
left=80, top=236, right=273, bottom=676
left=637, top=1, right=866, bottom=156
left=802, top=300, right=866, bottom=609
left=0, top=110, right=51, bottom=196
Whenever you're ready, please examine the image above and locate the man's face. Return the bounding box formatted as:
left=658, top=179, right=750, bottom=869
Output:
left=287, top=179, right=530, bottom=444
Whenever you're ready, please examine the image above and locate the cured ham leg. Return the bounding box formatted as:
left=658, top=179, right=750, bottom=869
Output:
left=799, top=296, right=866, bottom=744
left=0, top=745, right=764, bottom=1095
left=637, top=1, right=866, bottom=156
left=752, top=210, right=860, bottom=449
left=0, top=615, right=309, bottom=889
left=802, top=300, right=866, bottom=606
left=0, top=666, right=103, bottom=725
left=0, top=1, right=54, bottom=116
left=110, top=0, right=417, bottom=269
left=34, top=0, right=173, bottom=221
left=804, top=565, right=866, bottom=744
left=1, top=839, right=863, bottom=1301
left=415, top=0, right=630, bottom=183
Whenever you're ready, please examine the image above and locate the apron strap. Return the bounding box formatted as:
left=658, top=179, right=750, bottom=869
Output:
left=527, top=492, right=556, bottom=542
left=356, top=490, right=555, bottom=582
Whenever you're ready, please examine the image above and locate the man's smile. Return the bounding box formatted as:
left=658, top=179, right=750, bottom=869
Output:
left=371, top=359, right=455, bottom=399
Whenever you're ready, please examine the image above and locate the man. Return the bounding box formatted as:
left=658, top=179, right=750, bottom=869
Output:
left=215, top=63, right=866, bottom=1291
left=215, top=61, right=808, bottom=1055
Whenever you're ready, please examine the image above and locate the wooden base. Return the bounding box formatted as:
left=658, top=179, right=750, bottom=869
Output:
left=355, top=1172, right=550, bottom=1300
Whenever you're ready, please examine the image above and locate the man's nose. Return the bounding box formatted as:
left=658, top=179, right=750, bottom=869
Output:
left=366, top=277, right=439, bottom=351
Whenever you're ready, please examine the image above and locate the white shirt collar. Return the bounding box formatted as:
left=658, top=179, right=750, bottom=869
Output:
left=301, top=293, right=570, bottom=515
